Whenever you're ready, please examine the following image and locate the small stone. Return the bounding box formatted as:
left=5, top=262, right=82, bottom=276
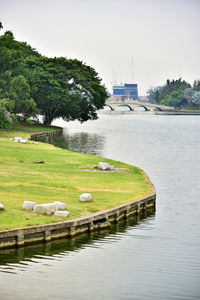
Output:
left=0, top=203, right=4, bottom=210
left=33, top=142, right=38, bottom=145
left=54, top=211, right=69, bottom=217
left=98, top=162, right=113, bottom=171
left=9, top=138, right=13, bottom=141
left=33, top=161, right=45, bottom=164
left=20, top=139, right=27, bottom=144
left=54, top=201, right=67, bottom=210
left=19, top=160, right=24, bottom=163
left=80, top=193, right=92, bottom=202
left=34, top=203, right=58, bottom=215
left=14, top=137, right=22, bottom=142
left=23, top=201, right=36, bottom=210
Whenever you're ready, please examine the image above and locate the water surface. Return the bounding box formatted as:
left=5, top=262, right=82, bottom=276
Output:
left=1, top=112, right=200, bottom=299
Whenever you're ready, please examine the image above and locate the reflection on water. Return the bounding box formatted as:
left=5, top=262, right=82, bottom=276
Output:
left=0, top=210, right=154, bottom=274
left=36, top=131, right=105, bottom=156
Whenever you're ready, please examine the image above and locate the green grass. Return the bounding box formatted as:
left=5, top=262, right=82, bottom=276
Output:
left=0, top=124, right=153, bottom=231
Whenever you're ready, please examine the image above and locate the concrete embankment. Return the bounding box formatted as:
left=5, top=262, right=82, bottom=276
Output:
left=29, top=128, right=63, bottom=139
left=0, top=193, right=155, bottom=249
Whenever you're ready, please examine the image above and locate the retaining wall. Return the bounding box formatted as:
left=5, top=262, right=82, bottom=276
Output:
left=29, top=128, right=63, bottom=140
left=0, top=194, right=155, bottom=249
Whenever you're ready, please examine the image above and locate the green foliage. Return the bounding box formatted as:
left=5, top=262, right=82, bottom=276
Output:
left=9, top=75, right=38, bottom=119
left=148, top=78, right=191, bottom=106
left=0, top=98, right=14, bottom=128
left=160, top=90, right=187, bottom=107
left=0, top=28, right=107, bottom=125
left=158, top=78, right=190, bottom=103
left=193, top=79, right=200, bottom=91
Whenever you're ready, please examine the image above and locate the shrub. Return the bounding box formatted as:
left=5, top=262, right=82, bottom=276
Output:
left=0, top=98, right=15, bottom=128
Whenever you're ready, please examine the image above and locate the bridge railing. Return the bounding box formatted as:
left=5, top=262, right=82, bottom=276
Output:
left=105, top=100, right=174, bottom=110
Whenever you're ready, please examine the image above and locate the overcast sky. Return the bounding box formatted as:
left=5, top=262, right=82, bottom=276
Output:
left=1, top=0, right=200, bottom=95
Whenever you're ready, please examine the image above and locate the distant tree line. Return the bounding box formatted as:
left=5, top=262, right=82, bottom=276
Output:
left=0, top=22, right=107, bottom=128
left=147, top=78, right=200, bottom=109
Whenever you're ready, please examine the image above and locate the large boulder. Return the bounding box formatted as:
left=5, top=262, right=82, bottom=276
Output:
left=54, top=201, right=67, bottom=210
left=0, top=203, right=4, bottom=210
left=98, top=162, right=114, bottom=171
left=80, top=193, right=92, bottom=202
left=54, top=211, right=69, bottom=217
left=34, top=203, right=58, bottom=215
left=23, top=201, right=36, bottom=210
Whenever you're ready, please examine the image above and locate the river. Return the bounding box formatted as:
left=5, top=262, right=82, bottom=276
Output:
left=1, top=111, right=200, bottom=299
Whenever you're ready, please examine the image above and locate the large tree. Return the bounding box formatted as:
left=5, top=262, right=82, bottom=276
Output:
left=193, top=79, right=200, bottom=91
left=26, top=56, right=107, bottom=125
left=0, top=29, right=107, bottom=125
left=148, top=78, right=191, bottom=106
left=160, top=90, right=187, bottom=107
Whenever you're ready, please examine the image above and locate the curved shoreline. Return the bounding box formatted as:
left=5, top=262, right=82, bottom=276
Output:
left=0, top=129, right=156, bottom=249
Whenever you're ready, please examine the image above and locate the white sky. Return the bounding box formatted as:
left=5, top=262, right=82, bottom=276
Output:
left=1, top=0, right=200, bottom=95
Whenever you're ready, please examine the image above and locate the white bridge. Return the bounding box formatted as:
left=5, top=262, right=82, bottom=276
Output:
left=105, top=100, right=174, bottom=111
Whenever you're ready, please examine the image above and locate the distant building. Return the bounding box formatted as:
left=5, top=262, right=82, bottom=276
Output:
left=112, top=83, right=138, bottom=100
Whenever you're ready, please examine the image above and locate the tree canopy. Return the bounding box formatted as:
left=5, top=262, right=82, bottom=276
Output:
left=147, top=78, right=200, bottom=108
left=0, top=24, right=107, bottom=127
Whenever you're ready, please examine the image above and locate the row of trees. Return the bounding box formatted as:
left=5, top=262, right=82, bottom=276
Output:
left=0, top=23, right=107, bottom=128
left=147, top=78, right=200, bottom=108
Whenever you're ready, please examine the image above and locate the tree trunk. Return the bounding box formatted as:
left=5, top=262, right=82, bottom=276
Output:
left=43, top=114, right=53, bottom=126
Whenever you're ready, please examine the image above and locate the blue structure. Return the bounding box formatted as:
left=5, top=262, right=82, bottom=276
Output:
left=113, top=83, right=138, bottom=100
left=113, top=85, right=125, bottom=96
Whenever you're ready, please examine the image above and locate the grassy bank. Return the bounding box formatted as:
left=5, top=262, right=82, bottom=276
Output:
left=0, top=124, right=154, bottom=231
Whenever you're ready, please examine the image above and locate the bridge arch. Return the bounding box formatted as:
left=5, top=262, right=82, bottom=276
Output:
left=134, top=105, right=149, bottom=111
left=117, top=104, right=133, bottom=111
left=104, top=104, right=114, bottom=111
left=152, top=107, right=162, bottom=111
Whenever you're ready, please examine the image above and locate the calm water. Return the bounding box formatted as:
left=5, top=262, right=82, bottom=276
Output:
left=1, top=112, right=200, bottom=299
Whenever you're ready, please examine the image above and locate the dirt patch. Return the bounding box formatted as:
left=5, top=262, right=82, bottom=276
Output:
left=80, top=168, right=126, bottom=173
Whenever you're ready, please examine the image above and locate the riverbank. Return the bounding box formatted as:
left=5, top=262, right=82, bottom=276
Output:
left=0, top=124, right=155, bottom=247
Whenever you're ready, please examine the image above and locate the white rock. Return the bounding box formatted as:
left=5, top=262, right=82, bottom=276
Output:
left=98, top=162, right=113, bottom=170
left=54, top=201, right=67, bottom=210
left=54, top=211, right=69, bottom=217
left=14, top=137, right=22, bottom=142
left=20, top=139, right=27, bottom=144
left=23, top=201, right=36, bottom=210
left=0, top=203, right=4, bottom=210
left=80, top=193, right=92, bottom=202
left=34, top=203, right=58, bottom=215
left=9, top=138, right=13, bottom=141
left=34, top=142, right=38, bottom=145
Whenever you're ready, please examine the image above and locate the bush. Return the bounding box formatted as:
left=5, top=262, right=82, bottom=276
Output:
left=0, top=98, right=15, bottom=128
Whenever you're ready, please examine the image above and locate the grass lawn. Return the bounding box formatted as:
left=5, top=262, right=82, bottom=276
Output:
left=0, top=124, right=154, bottom=231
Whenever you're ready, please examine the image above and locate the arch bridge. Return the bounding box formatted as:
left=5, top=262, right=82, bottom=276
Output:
left=105, top=100, right=174, bottom=112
